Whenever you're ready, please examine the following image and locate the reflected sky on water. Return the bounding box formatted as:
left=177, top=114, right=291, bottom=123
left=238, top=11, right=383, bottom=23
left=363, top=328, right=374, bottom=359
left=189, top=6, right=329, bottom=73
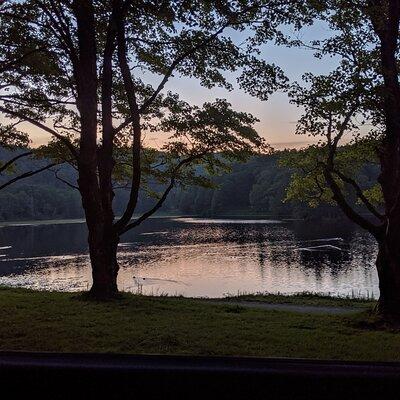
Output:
left=0, top=217, right=379, bottom=298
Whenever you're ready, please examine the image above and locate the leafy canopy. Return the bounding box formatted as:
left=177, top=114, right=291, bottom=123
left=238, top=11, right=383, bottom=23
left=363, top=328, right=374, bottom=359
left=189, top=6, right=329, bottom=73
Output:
left=0, top=0, right=317, bottom=196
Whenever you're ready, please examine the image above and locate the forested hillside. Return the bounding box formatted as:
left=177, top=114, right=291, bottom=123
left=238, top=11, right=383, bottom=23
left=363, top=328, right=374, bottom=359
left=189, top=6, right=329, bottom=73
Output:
left=0, top=148, right=378, bottom=221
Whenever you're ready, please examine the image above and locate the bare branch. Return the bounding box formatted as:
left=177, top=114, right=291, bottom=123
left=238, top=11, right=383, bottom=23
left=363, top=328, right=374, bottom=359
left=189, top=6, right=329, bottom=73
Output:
left=0, top=151, right=32, bottom=174
left=52, top=168, right=79, bottom=190
left=0, top=161, right=61, bottom=191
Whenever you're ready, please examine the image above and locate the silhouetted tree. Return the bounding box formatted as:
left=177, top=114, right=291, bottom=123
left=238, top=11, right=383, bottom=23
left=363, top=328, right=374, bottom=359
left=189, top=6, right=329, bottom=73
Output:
left=0, top=0, right=312, bottom=298
left=0, top=29, right=61, bottom=190
left=281, top=0, right=400, bottom=319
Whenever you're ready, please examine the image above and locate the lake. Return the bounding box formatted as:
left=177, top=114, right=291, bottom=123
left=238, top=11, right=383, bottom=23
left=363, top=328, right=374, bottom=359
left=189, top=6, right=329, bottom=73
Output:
left=0, top=217, right=379, bottom=298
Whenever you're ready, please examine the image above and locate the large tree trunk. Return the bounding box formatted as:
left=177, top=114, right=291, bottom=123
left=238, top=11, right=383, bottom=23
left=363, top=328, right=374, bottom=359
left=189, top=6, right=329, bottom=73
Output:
left=73, top=0, right=120, bottom=299
left=366, top=2, right=400, bottom=319
left=376, top=140, right=400, bottom=318
left=376, top=235, right=400, bottom=318
left=88, top=224, right=120, bottom=298
left=79, top=165, right=119, bottom=298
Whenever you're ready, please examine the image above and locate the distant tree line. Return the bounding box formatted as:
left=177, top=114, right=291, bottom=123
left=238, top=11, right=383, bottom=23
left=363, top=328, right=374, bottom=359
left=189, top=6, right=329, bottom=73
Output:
left=167, top=154, right=379, bottom=219
left=0, top=148, right=378, bottom=222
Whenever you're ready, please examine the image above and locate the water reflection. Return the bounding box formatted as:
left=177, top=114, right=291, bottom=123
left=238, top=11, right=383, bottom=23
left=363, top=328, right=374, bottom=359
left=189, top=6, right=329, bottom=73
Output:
left=0, top=217, right=379, bottom=298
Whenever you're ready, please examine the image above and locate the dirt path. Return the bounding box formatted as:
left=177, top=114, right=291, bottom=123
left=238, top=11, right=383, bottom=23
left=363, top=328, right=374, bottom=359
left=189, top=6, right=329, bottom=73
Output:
left=203, top=300, right=362, bottom=315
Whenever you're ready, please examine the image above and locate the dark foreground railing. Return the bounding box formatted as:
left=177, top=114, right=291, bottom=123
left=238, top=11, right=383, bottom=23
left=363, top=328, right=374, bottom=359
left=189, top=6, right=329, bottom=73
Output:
left=0, top=352, right=399, bottom=399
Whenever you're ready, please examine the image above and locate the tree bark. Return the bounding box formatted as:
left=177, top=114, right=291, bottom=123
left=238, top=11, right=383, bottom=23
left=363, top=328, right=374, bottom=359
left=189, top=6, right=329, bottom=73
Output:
left=89, top=228, right=120, bottom=298
left=376, top=138, right=400, bottom=318
left=350, top=1, right=400, bottom=319
left=73, top=0, right=119, bottom=299
left=376, top=232, right=400, bottom=318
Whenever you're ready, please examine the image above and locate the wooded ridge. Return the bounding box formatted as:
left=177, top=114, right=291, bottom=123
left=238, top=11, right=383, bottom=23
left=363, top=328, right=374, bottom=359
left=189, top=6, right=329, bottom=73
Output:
left=0, top=148, right=378, bottom=222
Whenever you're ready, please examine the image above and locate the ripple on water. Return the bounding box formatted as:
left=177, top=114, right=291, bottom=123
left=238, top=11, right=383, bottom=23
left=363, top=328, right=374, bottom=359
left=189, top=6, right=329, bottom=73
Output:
left=0, top=218, right=379, bottom=298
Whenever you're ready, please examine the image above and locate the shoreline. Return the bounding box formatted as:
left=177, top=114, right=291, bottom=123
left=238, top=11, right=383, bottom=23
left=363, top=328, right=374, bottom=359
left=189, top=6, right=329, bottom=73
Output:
left=1, top=285, right=376, bottom=307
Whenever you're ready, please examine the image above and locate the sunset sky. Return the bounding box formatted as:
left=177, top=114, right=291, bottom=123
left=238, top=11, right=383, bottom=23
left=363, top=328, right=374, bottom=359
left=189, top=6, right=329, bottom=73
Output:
left=20, top=23, right=336, bottom=149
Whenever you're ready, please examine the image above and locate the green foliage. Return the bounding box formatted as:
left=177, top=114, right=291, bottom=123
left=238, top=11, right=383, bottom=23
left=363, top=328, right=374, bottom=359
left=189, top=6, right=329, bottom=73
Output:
left=278, top=0, right=386, bottom=220
left=112, top=98, right=267, bottom=202
left=360, top=184, right=383, bottom=206
left=280, top=141, right=382, bottom=209
left=284, top=173, right=334, bottom=208
left=0, top=124, right=30, bottom=149
left=280, top=146, right=332, bottom=207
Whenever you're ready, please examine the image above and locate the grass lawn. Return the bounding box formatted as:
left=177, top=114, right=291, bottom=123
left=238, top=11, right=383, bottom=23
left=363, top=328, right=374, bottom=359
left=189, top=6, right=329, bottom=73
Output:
left=0, top=287, right=399, bottom=361
left=222, top=292, right=376, bottom=308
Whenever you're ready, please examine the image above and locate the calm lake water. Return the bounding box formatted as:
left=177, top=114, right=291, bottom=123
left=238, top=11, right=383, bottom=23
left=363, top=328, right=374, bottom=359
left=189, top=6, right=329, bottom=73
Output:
left=0, top=217, right=379, bottom=298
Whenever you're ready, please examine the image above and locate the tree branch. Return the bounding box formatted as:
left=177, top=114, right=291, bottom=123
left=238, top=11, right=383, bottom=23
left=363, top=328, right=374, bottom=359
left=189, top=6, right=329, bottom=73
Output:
left=0, top=151, right=32, bottom=174
left=0, top=94, right=75, bottom=106
left=0, top=161, right=61, bottom=191
left=327, top=105, right=358, bottom=166
left=52, top=168, right=79, bottom=190
left=119, top=152, right=206, bottom=234
left=333, top=169, right=384, bottom=221
left=113, top=23, right=230, bottom=135
left=0, top=46, right=46, bottom=74
left=34, top=0, right=79, bottom=67
left=0, top=105, right=78, bottom=158
left=119, top=178, right=175, bottom=234
left=113, top=8, right=143, bottom=232
left=323, top=166, right=380, bottom=236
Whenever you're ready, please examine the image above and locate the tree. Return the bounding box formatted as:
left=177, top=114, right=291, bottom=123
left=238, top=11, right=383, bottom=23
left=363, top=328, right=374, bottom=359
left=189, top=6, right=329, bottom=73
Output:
left=281, top=0, right=400, bottom=319
left=0, top=0, right=310, bottom=298
left=0, top=20, right=62, bottom=191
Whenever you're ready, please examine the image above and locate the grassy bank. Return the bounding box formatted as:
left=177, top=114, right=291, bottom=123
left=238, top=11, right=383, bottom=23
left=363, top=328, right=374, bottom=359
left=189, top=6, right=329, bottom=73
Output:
left=0, top=287, right=398, bottom=361
left=222, top=292, right=376, bottom=308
